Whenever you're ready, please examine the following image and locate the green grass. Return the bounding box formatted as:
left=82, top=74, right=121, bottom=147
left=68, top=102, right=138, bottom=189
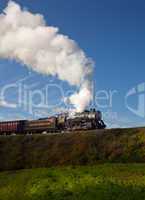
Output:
left=0, top=164, right=145, bottom=200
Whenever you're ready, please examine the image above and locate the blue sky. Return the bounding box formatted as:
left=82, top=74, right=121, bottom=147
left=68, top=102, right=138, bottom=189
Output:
left=0, top=0, right=145, bottom=127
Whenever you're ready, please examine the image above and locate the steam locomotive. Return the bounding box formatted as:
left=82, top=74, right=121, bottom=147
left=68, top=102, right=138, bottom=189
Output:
left=0, top=109, right=106, bottom=135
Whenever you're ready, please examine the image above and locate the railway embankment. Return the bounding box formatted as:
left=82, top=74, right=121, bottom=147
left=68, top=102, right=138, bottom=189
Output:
left=0, top=128, right=145, bottom=170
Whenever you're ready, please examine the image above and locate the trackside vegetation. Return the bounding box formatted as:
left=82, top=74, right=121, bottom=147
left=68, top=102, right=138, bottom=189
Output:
left=0, top=128, right=145, bottom=170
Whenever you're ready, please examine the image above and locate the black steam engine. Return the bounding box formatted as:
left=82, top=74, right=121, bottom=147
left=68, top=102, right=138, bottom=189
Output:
left=0, top=109, right=106, bottom=135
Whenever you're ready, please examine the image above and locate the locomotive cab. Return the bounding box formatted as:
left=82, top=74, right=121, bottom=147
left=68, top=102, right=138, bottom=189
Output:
left=95, top=110, right=106, bottom=129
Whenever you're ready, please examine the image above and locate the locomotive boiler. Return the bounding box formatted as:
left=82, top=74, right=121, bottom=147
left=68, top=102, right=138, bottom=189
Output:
left=65, top=109, right=106, bottom=130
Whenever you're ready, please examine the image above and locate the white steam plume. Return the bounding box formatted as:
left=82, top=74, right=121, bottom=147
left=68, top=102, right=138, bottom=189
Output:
left=0, top=1, right=94, bottom=112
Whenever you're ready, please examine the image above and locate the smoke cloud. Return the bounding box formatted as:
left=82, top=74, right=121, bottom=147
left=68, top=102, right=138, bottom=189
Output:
left=0, top=1, right=94, bottom=112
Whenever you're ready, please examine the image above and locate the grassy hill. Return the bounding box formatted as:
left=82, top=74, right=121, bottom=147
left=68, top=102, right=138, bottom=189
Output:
left=1, top=164, right=145, bottom=200
left=0, top=127, right=145, bottom=170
